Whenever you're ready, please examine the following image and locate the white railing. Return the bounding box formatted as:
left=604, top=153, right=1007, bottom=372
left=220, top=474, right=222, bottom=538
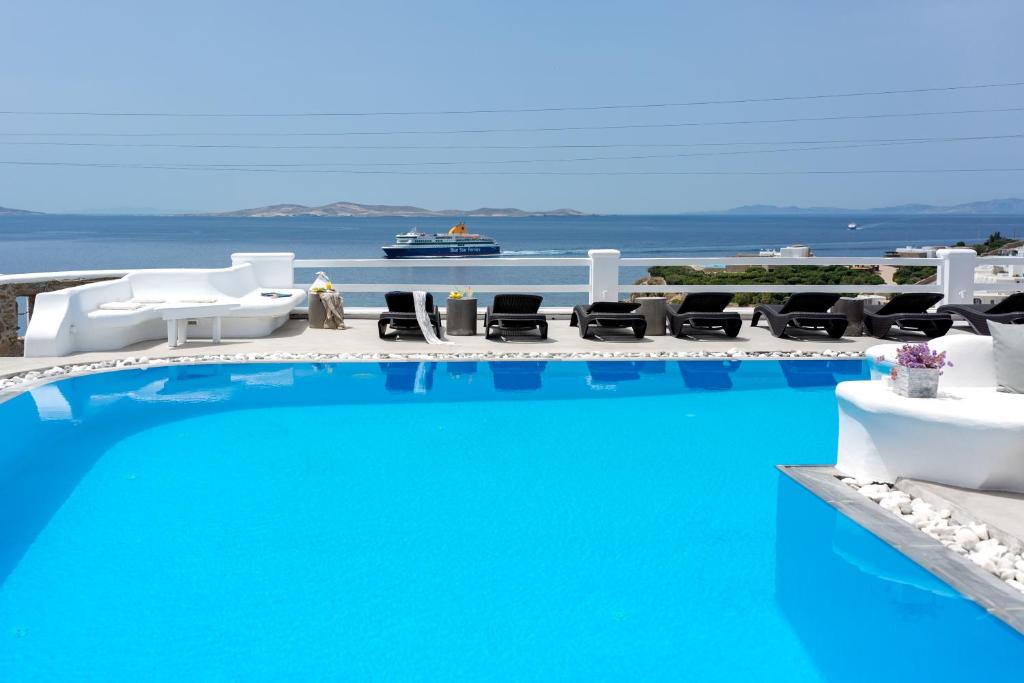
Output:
left=294, top=251, right=954, bottom=303
left=5, top=248, right=1023, bottom=309
left=619, top=256, right=942, bottom=295
left=293, top=256, right=592, bottom=297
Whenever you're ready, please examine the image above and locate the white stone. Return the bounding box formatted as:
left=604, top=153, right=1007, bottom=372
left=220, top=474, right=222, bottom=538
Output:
left=953, top=527, right=981, bottom=550
left=967, top=523, right=990, bottom=541
left=858, top=483, right=891, bottom=502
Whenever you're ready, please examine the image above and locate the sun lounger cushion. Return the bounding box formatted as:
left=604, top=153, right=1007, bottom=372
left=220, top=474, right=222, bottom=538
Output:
left=990, top=322, right=1024, bottom=393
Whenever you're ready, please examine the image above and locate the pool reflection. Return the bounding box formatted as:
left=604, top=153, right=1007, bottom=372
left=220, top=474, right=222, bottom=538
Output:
left=446, top=361, right=478, bottom=379
left=489, top=361, right=547, bottom=391
left=779, top=359, right=865, bottom=388
left=586, top=361, right=642, bottom=383
left=677, top=360, right=741, bottom=390
left=379, top=362, right=435, bottom=393
left=774, top=474, right=1024, bottom=681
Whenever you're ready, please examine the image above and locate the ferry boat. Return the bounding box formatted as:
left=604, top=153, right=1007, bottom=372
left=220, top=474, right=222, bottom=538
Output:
left=382, top=222, right=501, bottom=258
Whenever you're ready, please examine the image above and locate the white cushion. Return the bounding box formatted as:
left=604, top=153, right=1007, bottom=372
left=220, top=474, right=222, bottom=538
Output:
left=989, top=322, right=1024, bottom=393
left=98, top=301, right=145, bottom=311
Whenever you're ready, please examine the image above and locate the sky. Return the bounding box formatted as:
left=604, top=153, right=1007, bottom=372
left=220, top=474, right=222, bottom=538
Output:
left=1, top=0, right=1023, bottom=214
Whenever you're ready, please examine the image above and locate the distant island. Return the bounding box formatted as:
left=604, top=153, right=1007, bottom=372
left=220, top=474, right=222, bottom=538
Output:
left=189, top=201, right=590, bottom=218
left=720, top=197, right=1024, bottom=216
left=4, top=197, right=1023, bottom=217
left=0, top=206, right=41, bottom=216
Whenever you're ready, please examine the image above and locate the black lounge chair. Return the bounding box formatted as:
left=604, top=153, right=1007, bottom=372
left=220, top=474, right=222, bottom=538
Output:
left=937, top=292, right=1024, bottom=335
left=751, top=292, right=848, bottom=339
left=377, top=291, right=442, bottom=339
left=667, top=292, right=742, bottom=337
left=570, top=301, right=647, bottom=339
left=483, top=293, right=548, bottom=340
left=863, top=293, right=952, bottom=339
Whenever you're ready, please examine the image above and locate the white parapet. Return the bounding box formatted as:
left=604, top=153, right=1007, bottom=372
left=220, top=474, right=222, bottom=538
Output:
left=588, top=249, right=621, bottom=303
left=936, top=248, right=978, bottom=305
left=231, top=252, right=296, bottom=289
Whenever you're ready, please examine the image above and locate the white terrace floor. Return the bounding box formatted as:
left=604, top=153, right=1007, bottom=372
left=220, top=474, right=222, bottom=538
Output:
left=0, top=316, right=978, bottom=377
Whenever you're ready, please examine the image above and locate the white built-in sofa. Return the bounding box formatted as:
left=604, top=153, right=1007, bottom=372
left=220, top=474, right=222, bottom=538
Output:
left=836, top=334, right=1024, bottom=493
left=24, top=253, right=305, bottom=357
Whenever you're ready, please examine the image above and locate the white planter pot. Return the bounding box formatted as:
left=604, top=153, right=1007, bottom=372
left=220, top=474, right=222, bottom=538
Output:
left=892, top=366, right=940, bottom=398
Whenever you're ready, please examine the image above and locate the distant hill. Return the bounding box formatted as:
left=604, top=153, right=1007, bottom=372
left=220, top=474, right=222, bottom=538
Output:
left=0, top=205, right=41, bottom=216
left=192, top=201, right=589, bottom=218
left=722, top=198, right=1024, bottom=215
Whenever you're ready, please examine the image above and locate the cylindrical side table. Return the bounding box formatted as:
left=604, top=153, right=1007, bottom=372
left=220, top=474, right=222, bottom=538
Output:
left=446, top=297, right=478, bottom=336
left=308, top=291, right=344, bottom=329
left=831, top=297, right=867, bottom=336
left=308, top=291, right=327, bottom=328
left=635, top=296, right=667, bottom=336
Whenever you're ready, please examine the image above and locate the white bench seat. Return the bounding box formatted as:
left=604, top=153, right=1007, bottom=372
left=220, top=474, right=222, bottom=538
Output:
left=24, top=254, right=305, bottom=357
left=837, top=335, right=1024, bottom=493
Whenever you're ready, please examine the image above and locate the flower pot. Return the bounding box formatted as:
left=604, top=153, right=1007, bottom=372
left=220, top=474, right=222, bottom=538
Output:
left=892, top=366, right=940, bottom=398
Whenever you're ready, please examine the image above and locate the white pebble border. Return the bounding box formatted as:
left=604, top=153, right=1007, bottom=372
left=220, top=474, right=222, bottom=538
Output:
left=0, top=348, right=864, bottom=394
left=841, top=477, right=1024, bottom=594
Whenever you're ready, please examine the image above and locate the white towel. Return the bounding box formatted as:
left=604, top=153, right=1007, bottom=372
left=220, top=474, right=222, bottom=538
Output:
left=130, top=297, right=166, bottom=304
left=98, top=301, right=145, bottom=311
left=413, top=290, right=452, bottom=345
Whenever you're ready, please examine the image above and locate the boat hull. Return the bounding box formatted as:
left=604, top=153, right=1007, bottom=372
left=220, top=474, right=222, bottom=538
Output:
left=383, top=244, right=501, bottom=258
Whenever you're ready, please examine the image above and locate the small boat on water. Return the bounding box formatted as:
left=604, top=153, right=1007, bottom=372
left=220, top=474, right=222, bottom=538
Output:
left=382, top=222, right=501, bottom=258
left=847, top=222, right=858, bottom=230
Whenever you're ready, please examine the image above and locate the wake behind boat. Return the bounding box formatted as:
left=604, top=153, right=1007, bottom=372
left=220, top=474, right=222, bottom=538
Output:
left=382, top=222, right=501, bottom=258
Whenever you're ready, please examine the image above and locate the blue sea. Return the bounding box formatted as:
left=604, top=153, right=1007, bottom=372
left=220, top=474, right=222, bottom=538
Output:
left=1, top=213, right=1021, bottom=306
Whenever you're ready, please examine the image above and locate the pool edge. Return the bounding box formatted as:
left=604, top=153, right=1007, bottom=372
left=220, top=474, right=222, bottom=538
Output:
left=0, top=352, right=865, bottom=404
left=779, top=464, right=1024, bottom=637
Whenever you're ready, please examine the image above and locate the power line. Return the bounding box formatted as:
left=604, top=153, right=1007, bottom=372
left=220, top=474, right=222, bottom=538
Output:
left=0, top=132, right=1019, bottom=151
left=1, top=79, right=1022, bottom=117
left=2, top=160, right=1023, bottom=175
left=8, top=136, right=1012, bottom=169
left=1, top=105, right=1020, bottom=138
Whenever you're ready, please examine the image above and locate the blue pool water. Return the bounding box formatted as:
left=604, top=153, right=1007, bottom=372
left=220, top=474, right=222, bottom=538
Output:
left=1, top=360, right=1022, bottom=681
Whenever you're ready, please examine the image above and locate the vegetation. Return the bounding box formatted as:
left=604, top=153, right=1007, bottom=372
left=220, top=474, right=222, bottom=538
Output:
left=955, top=231, right=1018, bottom=254
left=645, top=265, right=884, bottom=306
left=893, top=265, right=936, bottom=285
left=643, top=233, right=1021, bottom=298
left=893, top=233, right=1018, bottom=285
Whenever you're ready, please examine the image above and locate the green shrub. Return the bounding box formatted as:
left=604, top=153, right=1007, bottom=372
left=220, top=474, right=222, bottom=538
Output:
left=645, top=265, right=884, bottom=306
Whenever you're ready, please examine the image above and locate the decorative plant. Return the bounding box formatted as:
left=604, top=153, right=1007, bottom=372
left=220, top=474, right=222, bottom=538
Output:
left=449, top=287, right=472, bottom=300
left=310, top=271, right=334, bottom=293
left=884, top=343, right=951, bottom=380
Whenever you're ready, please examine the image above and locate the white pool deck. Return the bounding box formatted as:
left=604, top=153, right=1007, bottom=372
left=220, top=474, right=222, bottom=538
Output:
left=0, top=317, right=980, bottom=377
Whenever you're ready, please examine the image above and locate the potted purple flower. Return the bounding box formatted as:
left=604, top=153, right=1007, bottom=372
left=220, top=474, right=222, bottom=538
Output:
left=887, top=343, right=951, bottom=398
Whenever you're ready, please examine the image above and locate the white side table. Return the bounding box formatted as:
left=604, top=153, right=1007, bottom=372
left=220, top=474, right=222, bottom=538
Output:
left=156, top=303, right=241, bottom=347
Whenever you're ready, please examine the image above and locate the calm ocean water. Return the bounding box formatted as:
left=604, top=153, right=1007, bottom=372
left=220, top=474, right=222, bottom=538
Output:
left=2, top=213, right=1021, bottom=306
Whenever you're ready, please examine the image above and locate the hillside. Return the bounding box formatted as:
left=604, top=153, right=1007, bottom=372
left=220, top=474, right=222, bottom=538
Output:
left=722, top=198, right=1024, bottom=215
left=0, top=206, right=41, bottom=216
left=192, top=201, right=588, bottom=218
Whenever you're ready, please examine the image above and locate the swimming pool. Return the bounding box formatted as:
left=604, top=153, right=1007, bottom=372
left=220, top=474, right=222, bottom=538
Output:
left=1, top=360, right=1022, bottom=681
